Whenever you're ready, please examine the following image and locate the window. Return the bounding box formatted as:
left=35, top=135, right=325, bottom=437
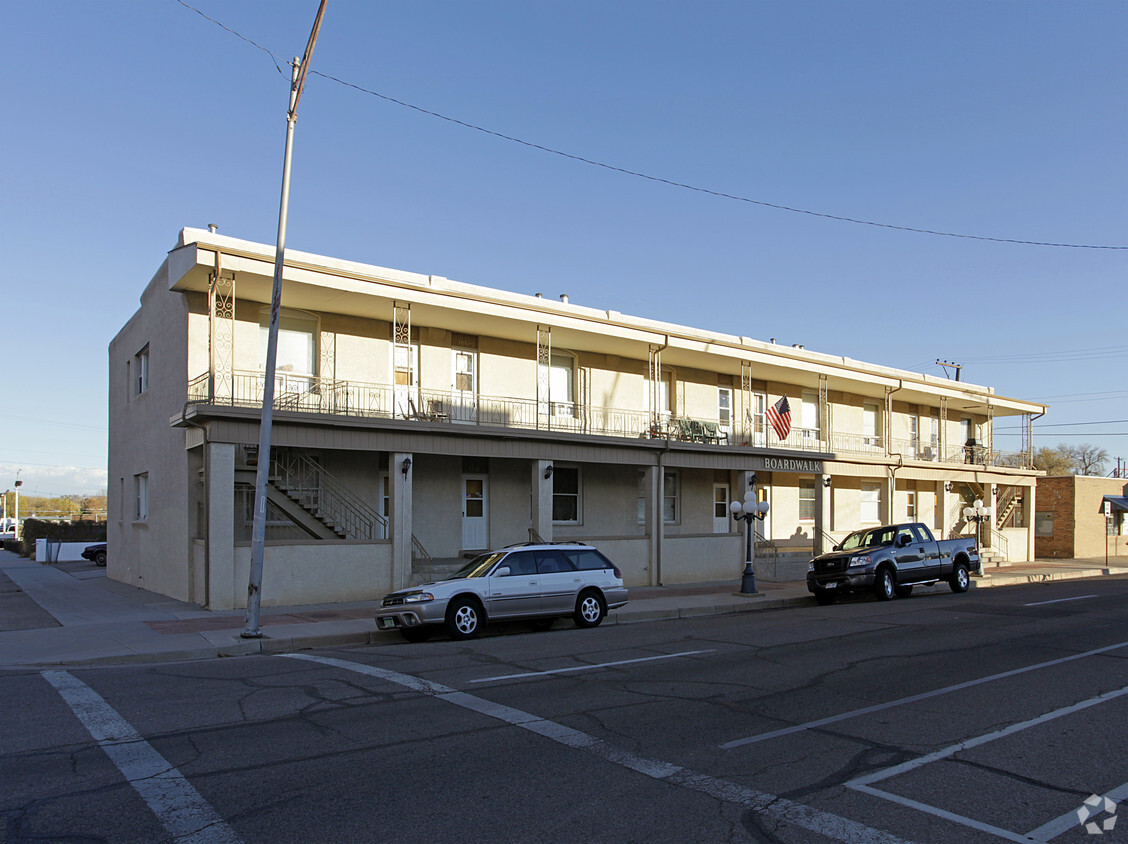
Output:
left=861, top=483, right=881, bottom=523
left=134, top=473, right=149, bottom=521
left=718, top=387, right=732, bottom=426
left=561, top=548, right=614, bottom=570
left=799, top=479, right=816, bottom=521
left=260, top=309, right=317, bottom=386
left=663, top=471, right=679, bottom=523
left=552, top=466, right=580, bottom=523
left=863, top=402, right=880, bottom=446
left=801, top=390, right=819, bottom=439
left=132, top=345, right=149, bottom=397
left=549, top=353, right=575, bottom=416
left=906, top=489, right=917, bottom=521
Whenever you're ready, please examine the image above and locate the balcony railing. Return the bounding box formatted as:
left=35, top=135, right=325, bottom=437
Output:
left=186, top=371, right=1034, bottom=468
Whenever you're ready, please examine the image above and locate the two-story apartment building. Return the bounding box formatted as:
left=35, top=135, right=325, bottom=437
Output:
left=108, top=228, right=1045, bottom=610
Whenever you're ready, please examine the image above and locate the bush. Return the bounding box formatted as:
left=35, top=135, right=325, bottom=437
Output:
left=15, top=520, right=107, bottom=557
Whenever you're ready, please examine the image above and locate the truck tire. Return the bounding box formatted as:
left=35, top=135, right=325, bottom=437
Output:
left=949, top=562, right=970, bottom=593
left=875, top=567, right=896, bottom=601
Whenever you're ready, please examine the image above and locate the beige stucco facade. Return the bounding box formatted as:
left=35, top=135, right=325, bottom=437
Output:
left=107, top=228, right=1046, bottom=609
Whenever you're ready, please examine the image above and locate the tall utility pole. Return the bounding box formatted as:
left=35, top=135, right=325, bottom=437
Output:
left=243, top=0, right=328, bottom=639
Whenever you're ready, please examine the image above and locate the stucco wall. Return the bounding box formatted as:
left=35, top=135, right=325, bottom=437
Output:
left=229, top=542, right=393, bottom=608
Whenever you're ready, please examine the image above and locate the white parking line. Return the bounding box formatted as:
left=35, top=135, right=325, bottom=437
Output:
left=847, top=685, right=1128, bottom=843
left=1025, top=779, right=1128, bottom=841
left=1024, top=595, right=1097, bottom=607
left=281, top=653, right=918, bottom=844
left=42, top=670, right=240, bottom=844
left=467, top=649, right=716, bottom=683
left=721, top=640, right=1128, bottom=749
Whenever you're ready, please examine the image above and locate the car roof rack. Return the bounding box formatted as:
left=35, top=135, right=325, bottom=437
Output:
left=502, top=540, right=590, bottom=548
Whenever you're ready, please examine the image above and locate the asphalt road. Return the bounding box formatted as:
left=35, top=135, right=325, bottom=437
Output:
left=3, top=576, right=1126, bottom=843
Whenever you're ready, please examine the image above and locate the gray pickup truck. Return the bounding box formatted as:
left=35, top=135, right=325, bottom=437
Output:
left=806, top=522, right=978, bottom=605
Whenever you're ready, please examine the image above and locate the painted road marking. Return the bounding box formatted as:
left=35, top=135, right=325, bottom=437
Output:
left=721, top=639, right=1128, bottom=749
left=42, top=670, right=240, bottom=844
left=1024, top=594, right=1097, bottom=607
left=281, top=653, right=917, bottom=844
left=847, top=685, right=1128, bottom=843
left=467, top=649, right=716, bottom=683
left=1024, top=779, right=1128, bottom=842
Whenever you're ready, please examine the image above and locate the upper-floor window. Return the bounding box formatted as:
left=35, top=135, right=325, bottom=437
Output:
left=718, top=387, right=732, bottom=427
left=259, top=309, right=318, bottom=381
left=549, top=353, right=575, bottom=417
left=801, top=391, right=819, bottom=439
left=132, top=345, right=149, bottom=397
left=863, top=402, right=880, bottom=446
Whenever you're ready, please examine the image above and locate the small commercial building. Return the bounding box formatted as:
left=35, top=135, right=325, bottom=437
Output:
left=1035, top=475, right=1128, bottom=559
left=108, top=228, right=1046, bottom=609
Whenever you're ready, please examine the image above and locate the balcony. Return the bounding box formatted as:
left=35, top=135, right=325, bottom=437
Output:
left=186, top=371, right=1033, bottom=468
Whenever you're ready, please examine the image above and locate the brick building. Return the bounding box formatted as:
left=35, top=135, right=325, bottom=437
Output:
left=1035, top=475, right=1128, bottom=559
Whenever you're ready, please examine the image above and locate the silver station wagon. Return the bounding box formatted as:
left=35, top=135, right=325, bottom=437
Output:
left=375, top=542, right=629, bottom=642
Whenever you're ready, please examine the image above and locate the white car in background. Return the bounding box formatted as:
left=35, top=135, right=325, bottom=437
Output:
left=375, top=542, right=629, bottom=641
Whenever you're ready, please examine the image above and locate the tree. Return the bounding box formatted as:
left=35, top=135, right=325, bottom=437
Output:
left=1033, top=443, right=1109, bottom=476
left=1073, top=443, right=1109, bottom=476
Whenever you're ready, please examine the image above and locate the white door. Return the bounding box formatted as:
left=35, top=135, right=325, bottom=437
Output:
left=393, top=344, right=419, bottom=418
left=461, top=475, right=489, bottom=550
left=452, top=350, right=478, bottom=423
left=713, top=484, right=731, bottom=533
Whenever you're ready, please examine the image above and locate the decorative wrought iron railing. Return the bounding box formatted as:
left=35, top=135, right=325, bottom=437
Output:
left=186, top=371, right=1035, bottom=468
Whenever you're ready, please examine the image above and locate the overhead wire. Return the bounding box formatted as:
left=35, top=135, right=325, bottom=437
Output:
left=174, top=1, right=1128, bottom=251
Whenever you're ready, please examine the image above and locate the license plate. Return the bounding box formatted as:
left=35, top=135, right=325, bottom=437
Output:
left=377, top=617, right=399, bottom=629
left=824, top=581, right=838, bottom=589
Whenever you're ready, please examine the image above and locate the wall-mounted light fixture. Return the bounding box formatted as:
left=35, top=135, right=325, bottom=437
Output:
left=823, top=477, right=832, bottom=488
left=747, top=471, right=757, bottom=488
left=944, top=481, right=953, bottom=492
left=401, top=457, right=412, bottom=476
left=544, top=464, right=554, bottom=480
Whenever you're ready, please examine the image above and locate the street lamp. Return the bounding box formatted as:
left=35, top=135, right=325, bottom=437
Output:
left=963, top=498, right=992, bottom=575
left=730, top=481, right=770, bottom=595
left=14, top=470, right=22, bottom=542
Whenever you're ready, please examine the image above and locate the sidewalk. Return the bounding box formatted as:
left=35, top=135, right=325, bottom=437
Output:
left=2, top=549, right=1125, bottom=668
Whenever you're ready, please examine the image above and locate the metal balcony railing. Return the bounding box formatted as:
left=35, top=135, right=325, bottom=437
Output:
left=186, top=371, right=1035, bottom=468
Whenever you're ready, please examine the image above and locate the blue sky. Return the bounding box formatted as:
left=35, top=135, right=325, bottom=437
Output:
left=4, top=1, right=1126, bottom=496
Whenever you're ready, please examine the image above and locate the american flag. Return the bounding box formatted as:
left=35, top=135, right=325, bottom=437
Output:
left=766, top=396, right=791, bottom=440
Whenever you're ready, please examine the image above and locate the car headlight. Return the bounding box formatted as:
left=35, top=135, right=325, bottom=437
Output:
left=401, top=592, right=434, bottom=604
left=848, top=556, right=870, bottom=568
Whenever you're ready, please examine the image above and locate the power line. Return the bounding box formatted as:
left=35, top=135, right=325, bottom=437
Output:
left=174, top=1, right=1128, bottom=252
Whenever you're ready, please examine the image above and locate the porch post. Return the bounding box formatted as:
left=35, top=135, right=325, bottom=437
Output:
left=816, top=474, right=831, bottom=555
left=391, top=452, right=414, bottom=592
left=643, top=465, right=660, bottom=586
left=206, top=442, right=236, bottom=610
left=532, top=460, right=553, bottom=542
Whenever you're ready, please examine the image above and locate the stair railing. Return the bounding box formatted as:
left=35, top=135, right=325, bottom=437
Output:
left=271, top=450, right=387, bottom=540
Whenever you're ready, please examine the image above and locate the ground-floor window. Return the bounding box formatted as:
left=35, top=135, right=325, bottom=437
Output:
left=134, top=473, right=149, bottom=521
left=861, top=483, right=881, bottom=523
left=799, top=478, right=816, bottom=521
left=553, top=466, right=581, bottom=523
left=663, top=471, right=679, bottom=523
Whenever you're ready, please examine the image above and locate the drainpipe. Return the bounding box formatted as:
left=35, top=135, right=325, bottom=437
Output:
left=654, top=435, right=672, bottom=586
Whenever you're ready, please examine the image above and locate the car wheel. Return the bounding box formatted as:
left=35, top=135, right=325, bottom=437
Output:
left=949, top=562, right=970, bottom=593
left=94, top=551, right=107, bottom=566
left=875, top=568, right=896, bottom=601
left=401, top=626, right=435, bottom=643
left=894, top=584, right=913, bottom=598
left=573, top=590, right=606, bottom=628
left=814, top=588, right=836, bottom=606
left=446, top=597, right=483, bottom=640
left=527, top=618, right=555, bottom=632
